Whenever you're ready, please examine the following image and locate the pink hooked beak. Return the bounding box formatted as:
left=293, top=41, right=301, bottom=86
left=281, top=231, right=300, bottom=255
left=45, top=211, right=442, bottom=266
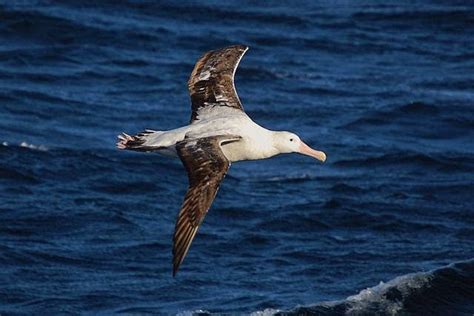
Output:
left=299, top=141, right=326, bottom=162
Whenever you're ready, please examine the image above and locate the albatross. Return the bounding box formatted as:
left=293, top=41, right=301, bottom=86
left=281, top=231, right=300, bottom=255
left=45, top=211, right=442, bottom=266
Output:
left=117, top=45, right=326, bottom=276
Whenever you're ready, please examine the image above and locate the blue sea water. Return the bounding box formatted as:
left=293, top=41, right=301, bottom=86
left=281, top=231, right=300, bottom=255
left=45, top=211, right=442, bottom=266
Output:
left=1, top=1, right=473, bottom=315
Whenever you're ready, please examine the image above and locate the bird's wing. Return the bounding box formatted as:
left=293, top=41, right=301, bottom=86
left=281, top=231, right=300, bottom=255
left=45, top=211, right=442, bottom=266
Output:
left=173, top=135, right=241, bottom=276
left=188, top=45, right=248, bottom=123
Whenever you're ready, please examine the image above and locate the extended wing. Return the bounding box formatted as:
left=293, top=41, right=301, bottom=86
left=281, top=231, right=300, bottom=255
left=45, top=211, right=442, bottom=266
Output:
left=188, top=45, right=248, bottom=123
left=173, top=135, right=241, bottom=276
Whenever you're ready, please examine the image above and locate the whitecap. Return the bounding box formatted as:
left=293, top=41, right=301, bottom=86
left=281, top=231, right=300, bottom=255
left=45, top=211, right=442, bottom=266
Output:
left=19, top=141, right=48, bottom=151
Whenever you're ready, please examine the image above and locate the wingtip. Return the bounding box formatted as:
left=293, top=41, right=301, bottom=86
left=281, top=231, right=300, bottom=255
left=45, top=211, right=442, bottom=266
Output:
left=172, top=263, right=180, bottom=277
left=222, top=44, right=248, bottom=52
left=116, top=133, right=130, bottom=149
left=236, top=44, right=249, bottom=52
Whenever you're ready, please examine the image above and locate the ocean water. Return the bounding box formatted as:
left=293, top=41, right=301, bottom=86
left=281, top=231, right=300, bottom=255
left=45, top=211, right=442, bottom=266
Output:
left=1, top=1, right=473, bottom=315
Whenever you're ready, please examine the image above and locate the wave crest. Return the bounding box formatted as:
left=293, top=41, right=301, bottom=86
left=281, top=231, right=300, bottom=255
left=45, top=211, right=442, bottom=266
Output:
left=276, top=259, right=474, bottom=316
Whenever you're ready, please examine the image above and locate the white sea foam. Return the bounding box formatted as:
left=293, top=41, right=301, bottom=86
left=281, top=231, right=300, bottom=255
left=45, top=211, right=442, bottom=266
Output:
left=250, top=270, right=434, bottom=316
left=19, top=141, right=48, bottom=151
left=250, top=308, right=281, bottom=316
left=176, top=310, right=210, bottom=316
left=344, top=273, right=430, bottom=316
left=2, top=140, right=48, bottom=151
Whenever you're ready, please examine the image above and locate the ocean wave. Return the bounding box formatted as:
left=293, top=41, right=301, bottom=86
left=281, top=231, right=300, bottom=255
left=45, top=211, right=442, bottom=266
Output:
left=352, top=8, right=474, bottom=27
left=19, top=141, right=48, bottom=151
left=266, top=259, right=474, bottom=316
left=255, top=174, right=320, bottom=184
left=333, top=150, right=474, bottom=172
left=341, top=102, right=440, bottom=129
left=340, top=101, right=473, bottom=137
left=1, top=141, right=48, bottom=151
left=179, top=260, right=474, bottom=315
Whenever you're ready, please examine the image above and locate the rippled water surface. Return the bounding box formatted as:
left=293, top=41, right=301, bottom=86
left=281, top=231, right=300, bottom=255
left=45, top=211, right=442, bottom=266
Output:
left=1, top=1, right=473, bottom=315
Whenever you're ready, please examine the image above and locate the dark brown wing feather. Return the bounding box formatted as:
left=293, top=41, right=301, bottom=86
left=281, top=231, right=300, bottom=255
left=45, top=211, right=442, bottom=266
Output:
left=173, top=135, right=240, bottom=276
left=188, top=45, right=248, bottom=122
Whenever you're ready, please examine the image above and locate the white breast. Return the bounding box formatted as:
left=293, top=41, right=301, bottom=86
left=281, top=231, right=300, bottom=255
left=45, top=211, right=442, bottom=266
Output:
left=220, top=121, right=278, bottom=162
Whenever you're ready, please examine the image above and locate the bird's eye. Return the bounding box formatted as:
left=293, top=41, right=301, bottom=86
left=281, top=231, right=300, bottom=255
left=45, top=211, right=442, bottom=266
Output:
left=290, top=138, right=294, bottom=142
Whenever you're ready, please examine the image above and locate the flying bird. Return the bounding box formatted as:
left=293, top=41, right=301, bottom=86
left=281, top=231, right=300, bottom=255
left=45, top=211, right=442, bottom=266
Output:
left=117, top=45, right=326, bottom=276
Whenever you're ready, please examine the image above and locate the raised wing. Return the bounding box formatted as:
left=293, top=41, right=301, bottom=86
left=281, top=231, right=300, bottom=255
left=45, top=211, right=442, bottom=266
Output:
left=173, top=135, right=241, bottom=276
left=188, top=45, right=248, bottom=122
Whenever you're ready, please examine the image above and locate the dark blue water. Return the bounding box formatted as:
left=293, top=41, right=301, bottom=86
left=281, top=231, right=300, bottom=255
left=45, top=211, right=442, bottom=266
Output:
left=1, top=1, right=473, bottom=315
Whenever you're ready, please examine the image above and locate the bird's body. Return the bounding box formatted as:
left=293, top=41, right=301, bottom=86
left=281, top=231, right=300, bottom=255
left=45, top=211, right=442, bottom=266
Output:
left=122, top=109, right=278, bottom=162
left=117, top=45, right=326, bottom=276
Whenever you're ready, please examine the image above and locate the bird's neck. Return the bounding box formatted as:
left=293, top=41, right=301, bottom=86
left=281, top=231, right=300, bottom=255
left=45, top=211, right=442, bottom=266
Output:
left=221, top=128, right=280, bottom=162
left=254, top=129, right=283, bottom=159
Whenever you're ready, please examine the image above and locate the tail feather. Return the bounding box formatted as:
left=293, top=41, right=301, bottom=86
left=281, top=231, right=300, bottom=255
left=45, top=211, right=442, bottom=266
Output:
left=116, top=130, right=163, bottom=151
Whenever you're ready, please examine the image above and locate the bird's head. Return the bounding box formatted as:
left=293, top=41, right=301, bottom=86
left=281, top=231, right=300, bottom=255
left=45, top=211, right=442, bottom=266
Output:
left=273, top=131, right=326, bottom=162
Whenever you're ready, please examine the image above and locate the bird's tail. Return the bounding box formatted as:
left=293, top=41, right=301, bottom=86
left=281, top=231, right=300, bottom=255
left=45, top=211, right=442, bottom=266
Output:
left=117, top=129, right=164, bottom=151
